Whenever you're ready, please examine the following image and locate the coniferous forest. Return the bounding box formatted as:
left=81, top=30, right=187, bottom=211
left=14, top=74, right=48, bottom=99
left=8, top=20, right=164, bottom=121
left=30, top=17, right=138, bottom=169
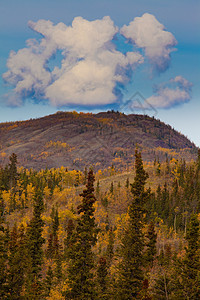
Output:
left=1, top=149, right=200, bottom=299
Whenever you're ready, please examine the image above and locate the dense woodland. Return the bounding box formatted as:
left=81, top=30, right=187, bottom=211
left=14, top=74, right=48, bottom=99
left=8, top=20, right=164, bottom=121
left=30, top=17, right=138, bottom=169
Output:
left=1, top=149, right=200, bottom=299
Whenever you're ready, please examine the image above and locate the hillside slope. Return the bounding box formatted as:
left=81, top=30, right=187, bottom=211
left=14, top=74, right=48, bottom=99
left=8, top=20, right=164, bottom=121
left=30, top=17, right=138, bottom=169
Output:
left=0, top=111, right=197, bottom=170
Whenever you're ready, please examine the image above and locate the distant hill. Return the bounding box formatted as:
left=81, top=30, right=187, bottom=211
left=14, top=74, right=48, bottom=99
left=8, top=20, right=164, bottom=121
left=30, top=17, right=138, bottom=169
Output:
left=0, top=111, right=197, bottom=170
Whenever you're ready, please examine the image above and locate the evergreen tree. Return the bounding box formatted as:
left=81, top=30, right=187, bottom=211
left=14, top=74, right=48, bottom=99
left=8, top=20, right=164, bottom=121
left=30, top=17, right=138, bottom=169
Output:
left=197, top=148, right=200, bottom=171
left=64, top=219, right=75, bottom=258
left=125, top=177, right=129, bottom=188
left=96, top=179, right=100, bottom=196
left=8, top=153, right=18, bottom=189
left=44, top=266, right=53, bottom=297
left=0, top=198, right=9, bottom=298
left=66, top=169, right=98, bottom=299
left=83, top=167, right=88, bottom=185
left=25, top=189, right=45, bottom=299
left=97, top=257, right=109, bottom=300
left=161, top=183, right=170, bottom=220
left=145, top=221, right=157, bottom=268
left=165, top=156, right=170, bottom=174
left=174, top=214, right=200, bottom=299
left=7, top=223, right=27, bottom=299
left=0, top=166, right=10, bottom=191
left=45, top=205, right=62, bottom=297
left=117, top=149, right=150, bottom=299
left=110, top=182, right=114, bottom=194
left=156, top=184, right=161, bottom=214
left=54, top=249, right=63, bottom=284
left=7, top=223, right=19, bottom=298
left=46, top=233, right=54, bottom=259
left=106, top=227, right=114, bottom=266
left=46, top=206, right=60, bottom=259
left=156, top=161, right=161, bottom=176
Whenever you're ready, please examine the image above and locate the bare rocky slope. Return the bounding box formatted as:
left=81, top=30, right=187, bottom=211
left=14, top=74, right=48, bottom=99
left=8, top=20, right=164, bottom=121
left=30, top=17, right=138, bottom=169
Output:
left=0, top=111, right=197, bottom=170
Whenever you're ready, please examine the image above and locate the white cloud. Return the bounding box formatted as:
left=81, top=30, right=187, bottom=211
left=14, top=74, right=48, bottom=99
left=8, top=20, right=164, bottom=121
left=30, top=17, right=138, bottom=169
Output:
left=28, top=16, right=117, bottom=58
left=3, top=15, right=180, bottom=108
left=46, top=49, right=144, bottom=106
left=2, top=91, right=23, bottom=107
left=121, top=13, right=177, bottom=72
left=3, top=16, right=144, bottom=107
left=143, top=76, right=192, bottom=109
left=171, top=75, right=193, bottom=90
left=3, top=39, right=54, bottom=100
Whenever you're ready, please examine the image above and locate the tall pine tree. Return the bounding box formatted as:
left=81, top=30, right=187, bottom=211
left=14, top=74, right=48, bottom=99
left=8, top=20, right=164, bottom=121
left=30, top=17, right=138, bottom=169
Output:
left=25, top=189, right=45, bottom=299
left=117, top=149, right=150, bottom=299
left=66, top=169, right=98, bottom=299
left=0, top=197, right=9, bottom=298
left=173, top=214, right=200, bottom=299
left=7, top=223, right=27, bottom=299
left=145, top=221, right=157, bottom=268
left=8, top=153, right=18, bottom=189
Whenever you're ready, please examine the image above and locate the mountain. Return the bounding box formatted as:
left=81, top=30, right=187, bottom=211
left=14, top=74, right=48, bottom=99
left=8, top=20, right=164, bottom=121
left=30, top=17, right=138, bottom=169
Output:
left=0, top=110, right=197, bottom=170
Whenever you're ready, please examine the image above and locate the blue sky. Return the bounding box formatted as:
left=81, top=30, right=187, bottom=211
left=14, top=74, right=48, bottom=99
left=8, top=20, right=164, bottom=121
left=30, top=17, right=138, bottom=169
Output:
left=0, top=0, right=200, bottom=146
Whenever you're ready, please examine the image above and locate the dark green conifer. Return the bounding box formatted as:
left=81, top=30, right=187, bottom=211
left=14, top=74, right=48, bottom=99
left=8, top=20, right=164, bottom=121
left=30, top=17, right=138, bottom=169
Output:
left=106, top=227, right=114, bottom=266
left=66, top=169, right=98, bottom=299
left=47, top=206, right=60, bottom=259
left=117, top=149, right=150, bottom=299
left=125, top=177, right=129, bottom=188
left=156, top=161, right=161, bottom=176
left=7, top=223, right=27, bottom=299
left=0, top=198, right=9, bottom=298
left=64, top=219, right=75, bottom=257
left=45, top=266, right=53, bottom=297
left=110, top=182, right=114, bottom=194
left=96, top=179, right=100, bottom=196
left=8, top=153, right=18, bottom=189
left=97, top=257, right=108, bottom=300
left=174, top=214, right=200, bottom=299
left=25, top=189, right=45, bottom=298
left=145, top=221, right=157, bottom=268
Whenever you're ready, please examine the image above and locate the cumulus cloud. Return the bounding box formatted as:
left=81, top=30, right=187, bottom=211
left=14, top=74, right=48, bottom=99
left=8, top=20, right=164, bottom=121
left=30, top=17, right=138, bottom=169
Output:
left=3, top=14, right=178, bottom=107
left=3, top=16, right=144, bottom=107
left=121, top=13, right=177, bottom=73
left=143, top=76, right=192, bottom=109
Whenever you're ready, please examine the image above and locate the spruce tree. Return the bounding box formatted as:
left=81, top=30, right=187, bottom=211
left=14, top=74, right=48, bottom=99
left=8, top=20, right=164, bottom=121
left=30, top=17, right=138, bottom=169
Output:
left=7, top=223, right=27, bottom=299
left=0, top=198, right=9, bottom=298
left=97, top=257, right=109, bottom=300
left=66, top=169, right=98, bottom=299
left=96, top=179, right=100, bottom=196
left=44, top=266, right=53, bottom=297
left=145, top=221, right=157, bottom=268
left=174, top=214, right=200, bottom=299
left=8, top=153, right=18, bottom=189
left=125, top=177, right=129, bottom=188
left=110, top=182, right=114, bottom=194
left=25, top=189, right=45, bottom=299
left=64, top=219, right=75, bottom=258
left=46, top=206, right=60, bottom=259
left=47, top=206, right=63, bottom=285
left=117, top=149, right=150, bottom=299
left=106, top=227, right=114, bottom=266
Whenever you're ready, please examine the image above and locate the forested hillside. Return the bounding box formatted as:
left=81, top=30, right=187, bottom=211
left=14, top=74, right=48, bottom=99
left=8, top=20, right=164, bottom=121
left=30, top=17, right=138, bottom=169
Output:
left=1, top=149, right=200, bottom=299
left=0, top=111, right=197, bottom=171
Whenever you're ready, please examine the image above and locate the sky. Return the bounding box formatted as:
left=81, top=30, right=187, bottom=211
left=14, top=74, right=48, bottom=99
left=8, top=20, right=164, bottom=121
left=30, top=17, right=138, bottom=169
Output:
left=0, top=0, right=200, bottom=146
